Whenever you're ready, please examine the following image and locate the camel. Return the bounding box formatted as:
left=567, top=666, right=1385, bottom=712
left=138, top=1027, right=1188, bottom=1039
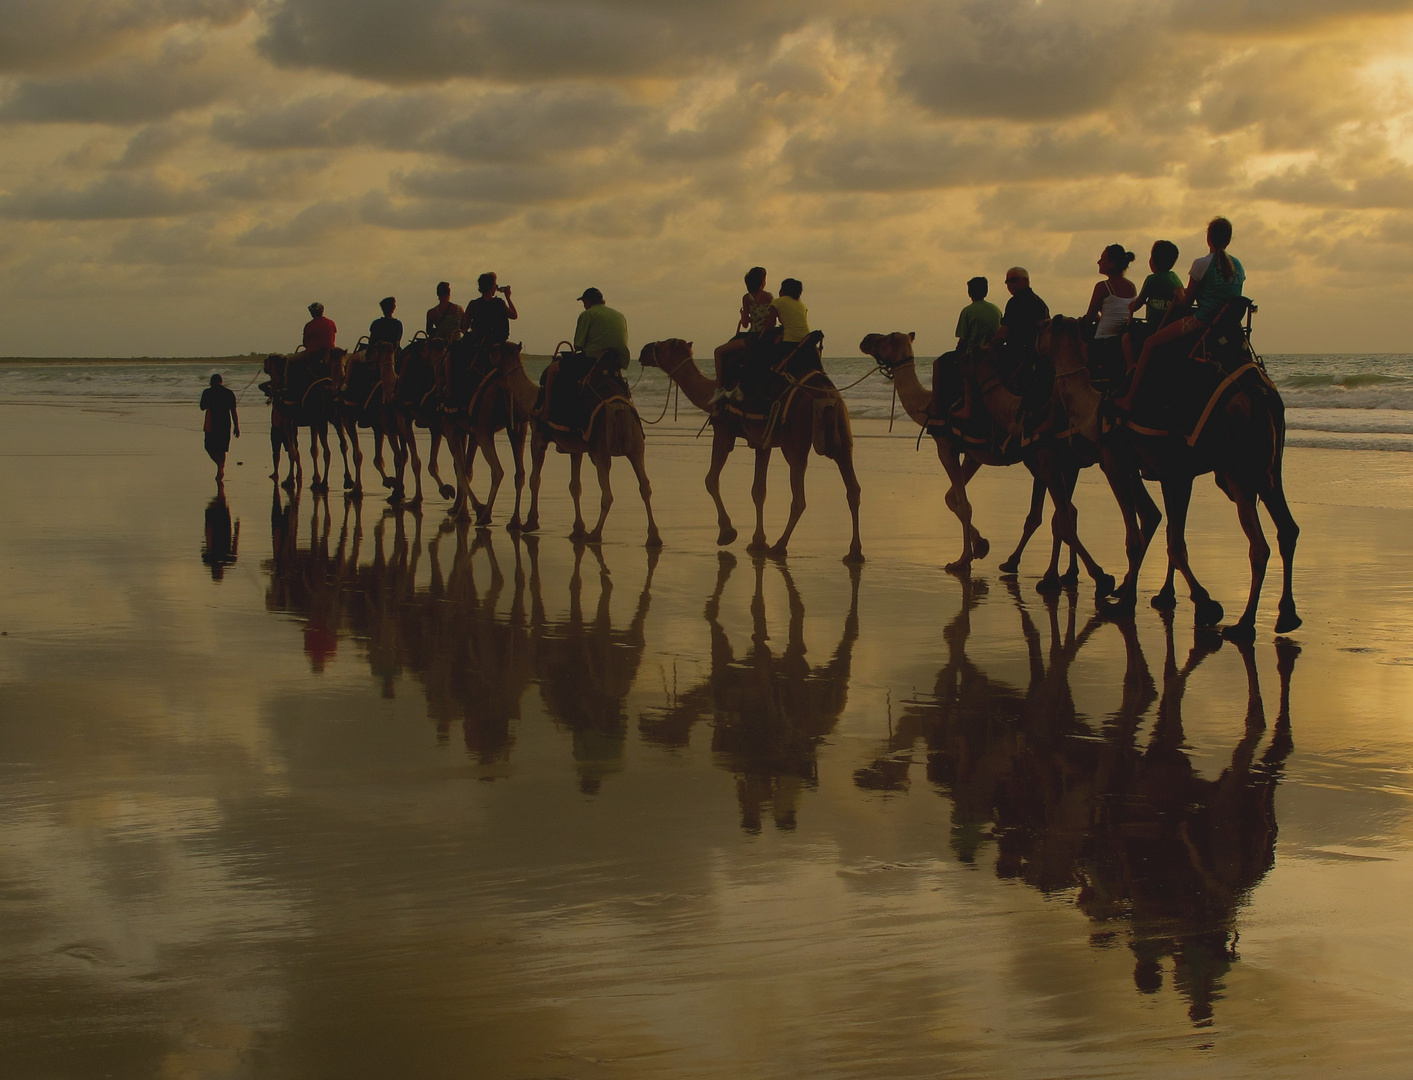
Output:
left=1036, top=316, right=1300, bottom=640
left=335, top=340, right=400, bottom=499
left=637, top=336, right=862, bottom=563
left=491, top=347, right=661, bottom=547
left=439, top=342, right=528, bottom=528
left=262, top=348, right=350, bottom=494
left=859, top=332, right=1113, bottom=596
left=639, top=552, right=860, bottom=832
left=384, top=336, right=457, bottom=507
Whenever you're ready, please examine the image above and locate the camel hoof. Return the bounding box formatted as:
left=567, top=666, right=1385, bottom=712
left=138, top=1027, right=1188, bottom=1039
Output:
left=1221, top=620, right=1256, bottom=644
left=997, top=558, right=1020, bottom=576
left=343, top=477, right=354, bottom=490
left=944, top=560, right=972, bottom=576
left=1099, top=594, right=1136, bottom=619
left=646, top=532, right=664, bottom=549
left=381, top=477, right=396, bottom=489
left=1150, top=587, right=1178, bottom=610
left=439, top=484, right=456, bottom=500
left=585, top=532, right=604, bottom=546
left=1275, top=607, right=1303, bottom=635
left=1036, top=574, right=1063, bottom=594
left=1194, top=597, right=1225, bottom=628
left=522, top=518, right=540, bottom=533
left=973, top=537, right=991, bottom=561
left=717, top=527, right=739, bottom=547
left=475, top=513, right=493, bottom=527
left=1059, top=570, right=1080, bottom=587
left=746, top=539, right=769, bottom=554
left=281, top=478, right=295, bottom=491
left=347, top=487, right=363, bottom=502
left=842, top=549, right=865, bottom=566
left=1093, top=573, right=1115, bottom=600
left=766, top=544, right=789, bottom=560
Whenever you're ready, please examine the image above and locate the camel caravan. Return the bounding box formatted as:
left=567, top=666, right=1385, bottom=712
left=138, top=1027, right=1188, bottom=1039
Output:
left=256, top=217, right=1299, bottom=640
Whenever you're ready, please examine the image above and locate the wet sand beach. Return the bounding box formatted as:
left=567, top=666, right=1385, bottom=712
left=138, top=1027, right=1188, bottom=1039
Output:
left=1, top=387, right=1412, bottom=1078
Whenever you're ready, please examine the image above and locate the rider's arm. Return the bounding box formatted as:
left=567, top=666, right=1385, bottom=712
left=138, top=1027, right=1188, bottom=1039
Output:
left=1128, top=283, right=1150, bottom=316
left=503, top=290, right=518, bottom=320
left=573, top=309, right=591, bottom=351
left=1082, top=281, right=1104, bottom=325
left=232, top=402, right=240, bottom=438
left=738, top=292, right=751, bottom=331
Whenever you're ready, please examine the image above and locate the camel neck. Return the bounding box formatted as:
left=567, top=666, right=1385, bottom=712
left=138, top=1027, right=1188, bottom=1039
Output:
left=888, top=359, right=934, bottom=428
left=654, top=349, right=717, bottom=412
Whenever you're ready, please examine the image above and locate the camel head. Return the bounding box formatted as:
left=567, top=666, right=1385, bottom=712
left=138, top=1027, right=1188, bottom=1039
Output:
left=638, top=339, right=692, bottom=371
left=1035, top=316, right=1084, bottom=373
left=494, top=341, right=523, bottom=369
left=858, top=331, right=915, bottom=376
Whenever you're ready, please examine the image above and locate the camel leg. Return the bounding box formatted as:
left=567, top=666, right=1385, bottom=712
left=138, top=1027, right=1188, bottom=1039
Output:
left=346, top=421, right=365, bottom=499
left=1160, top=475, right=1225, bottom=628
left=584, top=451, right=613, bottom=544
left=1000, top=473, right=1047, bottom=575
left=1151, top=559, right=1179, bottom=610
left=270, top=422, right=285, bottom=485
left=628, top=445, right=663, bottom=548
left=767, top=440, right=809, bottom=559
left=506, top=423, right=527, bottom=532
left=524, top=431, right=547, bottom=533
left=386, top=421, right=409, bottom=504
left=706, top=424, right=738, bottom=547
left=474, top=428, right=503, bottom=527
left=747, top=447, right=771, bottom=553
left=373, top=426, right=394, bottom=489
left=1057, top=466, right=1082, bottom=586
left=835, top=450, right=863, bottom=564
left=404, top=425, right=425, bottom=506
left=1098, top=449, right=1158, bottom=616
left=428, top=429, right=455, bottom=502
left=568, top=452, right=587, bottom=539
left=936, top=438, right=979, bottom=573
left=320, top=424, right=333, bottom=494
left=1037, top=468, right=1114, bottom=600
left=335, top=417, right=352, bottom=491
left=1222, top=478, right=1271, bottom=643
left=1262, top=475, right=1302, bottom=634
left=446, top=423, right=474, bottom=522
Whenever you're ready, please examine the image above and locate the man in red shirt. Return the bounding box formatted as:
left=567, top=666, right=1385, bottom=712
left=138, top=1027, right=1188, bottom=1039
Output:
left=303, top=302, right=337, bottom=354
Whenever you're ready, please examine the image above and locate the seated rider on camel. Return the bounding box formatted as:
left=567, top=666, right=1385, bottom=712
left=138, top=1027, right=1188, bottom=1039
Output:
left=367, top=297, right=403, bottom=351
left=1122, top=240, right=1183, bottom=368
left=990, top=268, right=1051, bottom=434
left=303, top=301, right=337, bottom=365
left=540, top=287, right=629, bottom=427
left=1082, top=243, right=1137, bottom=386
left=943, top=275, right=1001, bottom=421
left=1116, top=217, right=1244, bottom=412
left=426, top=281, right=464, bottom=342
left=711, top=266, right=776, bottom=406
left=460, top=272, right=518, bottom=375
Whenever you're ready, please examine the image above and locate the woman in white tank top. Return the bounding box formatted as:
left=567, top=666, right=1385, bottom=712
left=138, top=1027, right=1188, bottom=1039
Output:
left=1085, top=244, right=1138, bottom=339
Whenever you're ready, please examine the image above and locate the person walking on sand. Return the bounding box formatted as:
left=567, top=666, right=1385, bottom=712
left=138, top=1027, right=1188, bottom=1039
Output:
left=200, top=373, right=240, bottom=483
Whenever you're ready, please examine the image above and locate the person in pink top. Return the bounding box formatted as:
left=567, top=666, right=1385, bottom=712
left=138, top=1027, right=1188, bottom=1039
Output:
left=303, top=302, right=337, bottom=354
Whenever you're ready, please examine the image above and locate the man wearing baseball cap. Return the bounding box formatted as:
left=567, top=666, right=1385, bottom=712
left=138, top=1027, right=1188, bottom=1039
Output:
left=543, top=287, right=629, bottom=428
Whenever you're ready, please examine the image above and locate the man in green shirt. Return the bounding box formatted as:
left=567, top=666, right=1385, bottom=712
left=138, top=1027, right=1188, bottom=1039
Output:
left=955, top=276, right=1002, bottom=353
left=543, top=287, right=629, bottom=428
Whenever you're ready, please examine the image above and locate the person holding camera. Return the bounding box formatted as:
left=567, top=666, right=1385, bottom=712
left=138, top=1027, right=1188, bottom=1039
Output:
left=462, top=272, right=518, bottom=351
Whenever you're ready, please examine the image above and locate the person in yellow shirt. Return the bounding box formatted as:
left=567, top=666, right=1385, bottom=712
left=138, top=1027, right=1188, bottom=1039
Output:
left=771, top=278, right=809, bottom=345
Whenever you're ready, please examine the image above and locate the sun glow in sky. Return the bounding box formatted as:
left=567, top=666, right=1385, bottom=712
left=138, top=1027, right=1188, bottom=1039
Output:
left=4, top=0, right=1413, bottom=357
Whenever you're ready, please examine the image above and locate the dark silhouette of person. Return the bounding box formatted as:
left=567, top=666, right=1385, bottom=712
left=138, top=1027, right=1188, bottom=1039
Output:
left=199, top=373, right=240, bottom=482
left=201, top=493, right=239, bottom=580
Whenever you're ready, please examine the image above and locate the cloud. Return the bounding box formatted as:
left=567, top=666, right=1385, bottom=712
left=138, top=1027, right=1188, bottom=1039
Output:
left=0, top=0, right=251, bottom=74
left=885, top=0, right=1157, bottom=121
left=257, top=0, right=809, bottom=84
left=1252, top=162, right=1413, bottom=209
left=0, top=40, right=237, bottom=124
left=0, top=174, right=210, bottom=219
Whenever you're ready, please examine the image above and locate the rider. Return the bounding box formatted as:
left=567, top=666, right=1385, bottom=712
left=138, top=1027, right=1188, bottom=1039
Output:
left=368, top=297, right=403, bottom=349
left=711, top=266, right=776, bottom=405
left=1083, top=244, right=1137, bottom=381
left=771, top=278, right=809, bottom=355
left=425, top=281, right=464, bottom=341
left=461, top=272, right=518, bottom=353
left=946, top=275, right=1001, bottom=421
left=1117, top=217, right=1245, bottom=412
left=303, top=301, right=337, bottom=355
left=541, top=287, right=629, bottom=424
left=991, top=268, right=1052, bottom=436
left=1122, top=240, right=1183, bottom=368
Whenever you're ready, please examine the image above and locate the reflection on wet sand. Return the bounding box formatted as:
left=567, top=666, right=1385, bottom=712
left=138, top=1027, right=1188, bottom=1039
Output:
left=201, top=492, right=239, bottom=580
left=642, top=556, right=860, bottom=832
left=261, top=491, right=658, bottom=787
left=857, top=578, right=1298, bottom=1025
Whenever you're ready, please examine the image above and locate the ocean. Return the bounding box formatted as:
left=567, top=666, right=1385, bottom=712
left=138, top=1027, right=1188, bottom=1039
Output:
left=2, top=352, right=1409, bottom=452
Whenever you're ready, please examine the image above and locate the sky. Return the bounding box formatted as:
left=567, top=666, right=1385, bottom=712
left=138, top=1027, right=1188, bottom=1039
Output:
left=4, top=0, right=1413, bottom=357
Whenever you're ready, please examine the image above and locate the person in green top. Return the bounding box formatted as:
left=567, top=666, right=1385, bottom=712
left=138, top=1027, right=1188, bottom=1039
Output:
left=542, top=287, right=629, bottom=425
left=941, top=276, right=1001, bottom=420
left=1122, top=238, right=1183, bottom=368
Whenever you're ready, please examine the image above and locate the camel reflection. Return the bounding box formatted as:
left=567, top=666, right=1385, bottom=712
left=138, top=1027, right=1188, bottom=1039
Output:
left=262, top=491, right=660, bottom=785
left=642, top=556, right=860, bottom=832
left=857, top=582, right=1296, bottom=1025
left=531, top=540, right=656, bottom=795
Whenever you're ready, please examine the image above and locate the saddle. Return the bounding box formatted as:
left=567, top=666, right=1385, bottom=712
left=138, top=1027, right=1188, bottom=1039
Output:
left=443, top=339, right=504, bottom=415
left=728, top=331, right=826, bottom=419
left=539, top=349, right=636, bottom=441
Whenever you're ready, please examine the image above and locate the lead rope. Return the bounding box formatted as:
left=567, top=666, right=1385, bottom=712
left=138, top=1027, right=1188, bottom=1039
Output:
left=889, top=380, right=898, bottom=433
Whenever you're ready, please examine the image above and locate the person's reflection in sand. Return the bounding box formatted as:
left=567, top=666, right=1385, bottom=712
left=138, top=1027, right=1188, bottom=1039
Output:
left=526, top=538, right=656, bottom=795
left=264, top=489, right=357, bottom=674
left=201, top=492, right=239, bottom=580
left=644, top=555, right=861, bottom=832
left=856, top=581, right=1298, bottom=1026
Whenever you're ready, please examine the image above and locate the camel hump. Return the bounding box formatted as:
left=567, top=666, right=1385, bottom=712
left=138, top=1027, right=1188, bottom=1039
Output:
left=602, top=399, right=640, bottom=456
